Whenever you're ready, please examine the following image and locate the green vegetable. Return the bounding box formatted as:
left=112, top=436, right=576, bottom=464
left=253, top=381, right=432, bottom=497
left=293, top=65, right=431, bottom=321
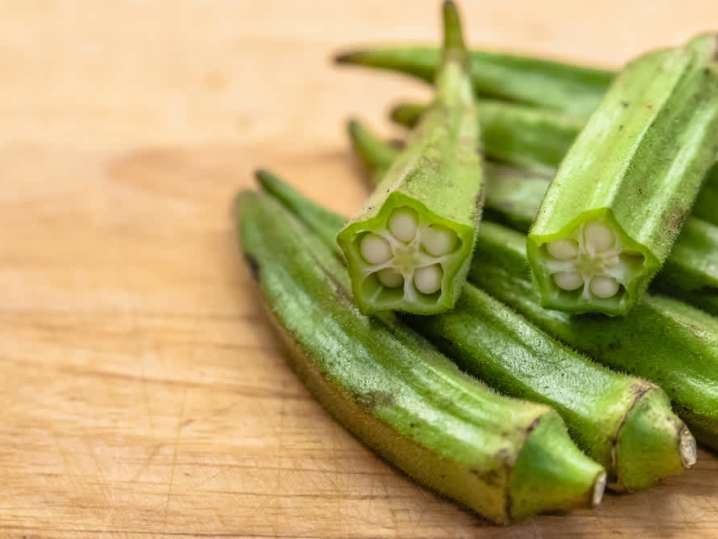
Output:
left=349, top=119, right=718, bottom=317
left=258, top=169, right=695, bottom=491
left=335, top=45, right=612, bottom=118
left=237, top=188, right=605, bottom=523
left=337, top=1, right=484, bottom=314
left=526, top=35, right=718, bottom=315
left=470, top=221, right=718, bottom=451
left=390, top=100, right=582, bottom=173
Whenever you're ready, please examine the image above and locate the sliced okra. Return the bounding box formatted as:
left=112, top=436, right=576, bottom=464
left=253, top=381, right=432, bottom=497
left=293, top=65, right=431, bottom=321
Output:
left=337, top=1, right=483, bottom=314
left=528, top=34, right=718, bottom=315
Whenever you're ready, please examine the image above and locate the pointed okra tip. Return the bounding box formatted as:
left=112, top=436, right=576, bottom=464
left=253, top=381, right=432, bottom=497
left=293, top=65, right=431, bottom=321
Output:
left=441, top=0, right=467, bottom=53
left=528, top=213, right=658, bottom=315
left=613, top=387, right=696, bottom=492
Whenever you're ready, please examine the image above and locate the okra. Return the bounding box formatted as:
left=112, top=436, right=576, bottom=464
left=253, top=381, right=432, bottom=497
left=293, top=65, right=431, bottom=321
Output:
left=258, top=170, right=695, bottom=491
left=390, top=100, right=582, bottom=173
left=470, top=221, right=718, bottom=451
left=336, top=1, right=483, bottom=315
left=237, top=189, right=605, bottom=523
left=527, top=35, right=718, bottom=315
left=349, top=119, right=718, bottom=316
left=335, top=45, right=612, bottom=118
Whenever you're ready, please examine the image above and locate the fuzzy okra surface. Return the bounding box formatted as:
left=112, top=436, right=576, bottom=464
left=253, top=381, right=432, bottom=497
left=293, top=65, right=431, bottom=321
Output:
left=237, top=189, right=604, bottom=523
left=258, top=170, right=695, bottom=492
left=528, top=35, right=718, bottom=316
left=336, top=2, right=483, bottom=315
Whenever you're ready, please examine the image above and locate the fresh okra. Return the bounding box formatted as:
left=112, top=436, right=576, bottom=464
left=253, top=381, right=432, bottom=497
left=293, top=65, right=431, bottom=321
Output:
left=469, top=221, right=718, bottom=451
left=349, top=119, right=718, bottom=317
left=335, top=44, right=612, bottom=118
left=237, top=189, right=605, bottom=523
left=390, top=100, right=583, bottom=173
left=528, top=35, right=718, bottom=315
left=336, top=1, right=483, bottom=315
left=258, top=169, right=695, bottom=491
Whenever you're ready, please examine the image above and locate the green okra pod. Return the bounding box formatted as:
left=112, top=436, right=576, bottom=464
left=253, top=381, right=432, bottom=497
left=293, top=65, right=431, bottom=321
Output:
left=470, top=221, right=718, bottom=451
left=527, top=35, right=718, bottom=315
left=337, top=1, right=484, bottom=315
left=258, top=170, right=695, bottom=491
left=349, top=119, right=718, bottom=316
left=390, top=100, right=582, bottom=173
left=237, top=189, right=605, bottom=523
left=335, top=45, right=612, bottom=118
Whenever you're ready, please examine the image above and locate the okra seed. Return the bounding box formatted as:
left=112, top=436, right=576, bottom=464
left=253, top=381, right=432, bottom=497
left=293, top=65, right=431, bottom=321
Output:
left=422, top=225, right=457, bottom=256
left=360, top=234, right=392, bottom=264
left=547, top=239, right=579, bottom=260
left=377, top=268, right=404, bottom=288
left=388, top=208, right=419, bottom=242
left=553, top=271, right=583, bottom=291
left=414, top=264, right=443, bottom=295
left=584, top=222, right=615, bottom=252
left=590, top=276, right=620, bottom=298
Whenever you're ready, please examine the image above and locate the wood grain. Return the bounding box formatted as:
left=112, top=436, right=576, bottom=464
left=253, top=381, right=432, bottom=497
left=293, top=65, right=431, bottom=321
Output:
left=1, top=1, right=717, bottom=537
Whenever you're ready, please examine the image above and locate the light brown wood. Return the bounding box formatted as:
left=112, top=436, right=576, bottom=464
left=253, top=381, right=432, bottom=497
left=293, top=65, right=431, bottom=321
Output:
left=2, top=1, right=718, bottom=537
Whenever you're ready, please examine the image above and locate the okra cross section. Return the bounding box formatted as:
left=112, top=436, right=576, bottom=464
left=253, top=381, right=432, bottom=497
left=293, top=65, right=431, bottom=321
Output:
left=528, top=34, right=718, bottom=315
left=337, top=1, right=483, bottom=315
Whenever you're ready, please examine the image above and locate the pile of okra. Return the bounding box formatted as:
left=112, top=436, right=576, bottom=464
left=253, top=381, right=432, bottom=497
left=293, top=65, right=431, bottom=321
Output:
left=237, top=1, right=718, bottom=524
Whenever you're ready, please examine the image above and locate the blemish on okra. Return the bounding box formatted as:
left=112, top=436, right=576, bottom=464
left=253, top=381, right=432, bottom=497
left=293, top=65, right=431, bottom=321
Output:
left=243, top=253, right=260, bottom=281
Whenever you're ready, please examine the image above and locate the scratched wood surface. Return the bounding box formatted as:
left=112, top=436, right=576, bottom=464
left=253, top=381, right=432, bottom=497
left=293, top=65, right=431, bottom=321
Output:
left=2, top=1, right=718, bottom=538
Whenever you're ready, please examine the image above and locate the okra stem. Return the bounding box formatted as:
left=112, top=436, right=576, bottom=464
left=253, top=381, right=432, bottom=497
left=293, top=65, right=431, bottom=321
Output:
left=257, top=170, right=694, bottom=491
left=238, top=189, right=604, bottom=522
left=337, top=1, right=484, bottom=314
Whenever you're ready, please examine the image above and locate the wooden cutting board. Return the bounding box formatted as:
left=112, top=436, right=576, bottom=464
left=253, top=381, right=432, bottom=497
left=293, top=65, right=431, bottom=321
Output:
left=2, top=1, right=717, bottom=537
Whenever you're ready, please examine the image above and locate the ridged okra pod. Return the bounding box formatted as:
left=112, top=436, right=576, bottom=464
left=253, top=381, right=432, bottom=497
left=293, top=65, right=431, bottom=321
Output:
left=336, top=1, right=483, bottom=315
left=335, top=45, right=612, bottom=118
left=470, top=221, right=718, bottom=451
left=349, top=119, right=718, bottom=316
left=258, top=170, right=694, bottom=491
left=390, top=100, right=582, bottom=173
left=527, top=35, right=718, bottom=315
left=237, top=189, right=605, bottom=523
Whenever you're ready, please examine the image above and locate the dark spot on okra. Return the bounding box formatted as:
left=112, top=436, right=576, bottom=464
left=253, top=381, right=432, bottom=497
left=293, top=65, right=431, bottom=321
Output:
left=525, top=417, right=541, bottom=434
left=473, top=467, right=504, bottom=487
left=630, top=383, right=651, bottom=401
left=243, top=253, right=260, bottom=281
left=621, top=101, right=630, bottom=108
left=356, top=390, right=395, bottom=409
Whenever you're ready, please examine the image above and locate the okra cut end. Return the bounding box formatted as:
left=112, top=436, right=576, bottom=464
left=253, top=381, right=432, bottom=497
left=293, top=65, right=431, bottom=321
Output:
left=612, top=387, right=696, bottom=492
left=337, top=192, right=475, bottom=315
left=527, top=210, right=659, bottom=316
left=509, top=412, right=606, bottom=520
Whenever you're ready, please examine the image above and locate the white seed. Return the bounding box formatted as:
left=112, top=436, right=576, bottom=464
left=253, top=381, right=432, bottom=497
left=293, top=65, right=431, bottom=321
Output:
left=422, top=225, right=458, bottom=256
left=359, top=234, right=392, bottom=264
left=413, top=264, right=443, bottom=295
left=377, top=268, right=403, bottom=288
left=546, top=239, right=578, bottom=260
left=590, top=276, right=620, bottom=298
left=388, top=208, right=418, bottom=242
left=584, top=222, right=615, bottom=252
left=553, top=271, right=583, bottom=291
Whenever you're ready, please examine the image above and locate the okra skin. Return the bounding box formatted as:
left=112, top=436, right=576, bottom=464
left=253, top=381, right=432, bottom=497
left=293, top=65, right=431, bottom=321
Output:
left=471, top=221, right=718, bottom=451
left=391, top=100, right=582, bottom=173
left=258, top=171, right=694, bottom=491
left=238, top=189, right=604, bottom=523
left=337, top=2, right=484, bottom=315
left=527, top=35, right=718, bottom=316
left=348, top=119, right=718, bottom=316
left=335, top=46, right=612, bottom=118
